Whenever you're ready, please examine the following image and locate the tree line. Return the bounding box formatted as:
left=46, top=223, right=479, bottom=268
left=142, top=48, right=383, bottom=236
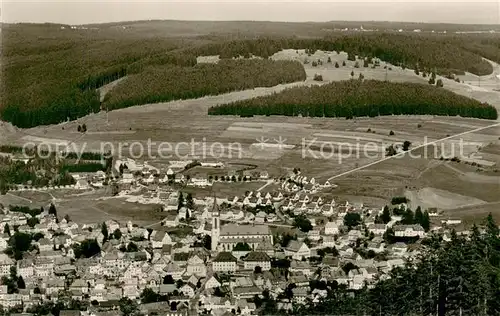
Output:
left=190, top=34, right=493, bottom=75
left=103, top=59, right=306, bottom=110
left=208, top=80, right=498, bottom=120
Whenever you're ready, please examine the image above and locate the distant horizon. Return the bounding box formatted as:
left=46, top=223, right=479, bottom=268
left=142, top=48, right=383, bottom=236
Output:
left=2, top=1, right=499, bottom=25
left=3, top=18, right=500, bottom=27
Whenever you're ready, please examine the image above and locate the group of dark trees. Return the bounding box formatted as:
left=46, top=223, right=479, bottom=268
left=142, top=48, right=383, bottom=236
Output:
left=209, top=80, right=498, bottom=120
left=72, top=239, right=101, bottom=258
left=60, top=162, right=105, bottom=173
left=0, top=149, right=106, bottom=192
left=103, top=59, right=306, bottom=110
left=395, top=205, right=431, bottom=231
left=293, top=214, right=313, bottom=232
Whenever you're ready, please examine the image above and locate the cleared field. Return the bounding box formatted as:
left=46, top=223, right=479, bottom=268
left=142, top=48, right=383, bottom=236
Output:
left=405, top=187, right=486, bottom=210
left=57, top=196, right=164, bottom=225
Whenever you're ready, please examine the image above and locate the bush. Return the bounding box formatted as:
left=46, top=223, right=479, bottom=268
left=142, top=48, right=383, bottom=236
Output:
left=313, top=74, right=323, bottom=81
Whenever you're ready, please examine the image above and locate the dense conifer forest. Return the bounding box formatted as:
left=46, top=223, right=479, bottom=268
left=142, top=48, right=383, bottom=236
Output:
left=103, top=59, right=306, bottom=110
left=2, top=22, right=499, bottom=127
left=208, top=80, right=498, bottom=120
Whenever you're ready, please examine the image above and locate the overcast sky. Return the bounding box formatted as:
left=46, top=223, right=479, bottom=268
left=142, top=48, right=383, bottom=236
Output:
left=1, top=0, right=499, bottom=25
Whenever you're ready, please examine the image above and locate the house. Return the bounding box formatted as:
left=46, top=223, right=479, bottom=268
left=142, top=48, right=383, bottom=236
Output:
left=243, top=252, right=271, bottom=271
left=163, top=214, right=179, bottom=228
left=180, top=283, right=196, bottom=298
left=307, top=227, right=321, bottom=241
left=289, top=260, right=312, bottom=276
left=151, top=231, right=173, bottom=249
left=393, top=225, right=426, bottom=238
left=163, top=262, right=185, bottom=280
left=368, top=224, right=387, bottom=235
left=232, top=286, right=261, bottom=299
left=0, top=254, right=14, bottom=277
left=205, top=274, right=222, bottom=290
left=186, top=254, right=207, bottom=277
left=284, top=240, right=311, bottom=260
left=324, top=222, right=339, bottom=235
left=391, top=242, right=408, bottom=255
left=212, top=252, right=238, bottom=272
left=367, top=241, right=385, bottom=253
left=236, top=299, right=256, bottom=315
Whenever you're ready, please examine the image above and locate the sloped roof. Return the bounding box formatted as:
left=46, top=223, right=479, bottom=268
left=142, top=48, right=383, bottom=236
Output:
left=213, top=252, right=237, bottom=263
left=244, top=252, right=270, bottom=262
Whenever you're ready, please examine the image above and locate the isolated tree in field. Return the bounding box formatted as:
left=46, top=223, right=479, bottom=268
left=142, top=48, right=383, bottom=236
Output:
left=312, top=61, right=318, bottom=67
left=48, top=203, right=57, bottom=217
left=358, top=73, right=365, bottom=81
left=354, top=61, right=360, bottom=68
left=389, top=130, right=395, bottom=136
left=363, top=59, right=369, bottom=67
left=402, top=141, right=412, bottom=151
left=81, top=124, right=87, bottom=132
left=77, top=125, right=81, bottom=132
left=436, top=79, right=444, bottom=88
left=385, top=145, right=397, bottom=157
left=327, top=56, right=332, bottom=63
left=335, top=62, right=339, bottom=68
left=313, top=74, right=323, bottom=81
left=350, top=70, right=355, bottom=78
left=428, top=77, right=435, bottom=85
left=344, top=212, right=362, bottom=230
left=342, top=61, right=346, bottom=66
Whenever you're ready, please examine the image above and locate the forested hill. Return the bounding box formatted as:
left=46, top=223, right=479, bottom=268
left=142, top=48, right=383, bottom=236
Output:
left=208, top=80, right=498, bottom=120
left=102, top=59, right=306, bottom=111
left=2, top=22, right=499, bottom=127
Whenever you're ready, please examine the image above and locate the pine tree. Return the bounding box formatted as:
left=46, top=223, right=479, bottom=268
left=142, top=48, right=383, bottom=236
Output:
left=101, top=222, right=109, bottom=241
left=177, top=192, right=184, bottom=211
left=48, top=203, right=57, bottom=217
left=17, top=276, right=25, bottom=289
left=185, top=193, right=194, bottom=210
left=4, top=223, right=10, bottom=236
left=381, top=206, right=391, bottom=224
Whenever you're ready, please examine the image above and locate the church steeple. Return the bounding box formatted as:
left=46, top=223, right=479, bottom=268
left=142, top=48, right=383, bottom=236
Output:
left=211, top=193, right=220, bottom=251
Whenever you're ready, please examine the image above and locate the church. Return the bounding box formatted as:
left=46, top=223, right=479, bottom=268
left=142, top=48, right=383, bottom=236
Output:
left=211, top=197, right=273, bottom=252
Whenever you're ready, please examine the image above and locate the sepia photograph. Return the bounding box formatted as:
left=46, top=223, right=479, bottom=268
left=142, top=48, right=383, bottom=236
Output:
left=0, top=0, right=499, bottom=315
